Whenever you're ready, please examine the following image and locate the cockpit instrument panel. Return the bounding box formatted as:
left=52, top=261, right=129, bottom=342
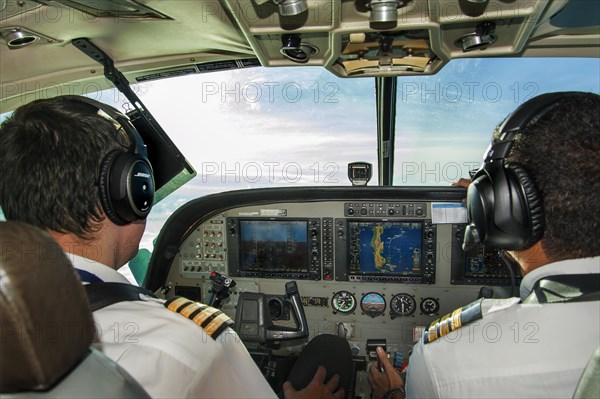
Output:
left=176, top=195, right=515, bottom=289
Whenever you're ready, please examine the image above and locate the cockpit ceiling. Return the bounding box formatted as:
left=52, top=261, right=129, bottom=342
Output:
left=1, top=0, right=599, bottom=110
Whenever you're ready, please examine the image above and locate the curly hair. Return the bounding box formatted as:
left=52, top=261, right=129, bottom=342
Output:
left=507, top=92, right=600, bottom=260
left=0, top=96, right=128, bottom=239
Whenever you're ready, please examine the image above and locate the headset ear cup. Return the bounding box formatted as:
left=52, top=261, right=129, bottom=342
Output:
left=465, top=172, right=493, bottom=244
left=99, top=149, right=154, bottom=225
left=506, top=162, right=544, bottom=248
left=98, top=150, right=128, bottom=225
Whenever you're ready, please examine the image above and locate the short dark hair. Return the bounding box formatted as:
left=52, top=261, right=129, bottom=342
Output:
left=508, top=92, right=600, bottom=260
left=0, top=96, right=128, bottom=238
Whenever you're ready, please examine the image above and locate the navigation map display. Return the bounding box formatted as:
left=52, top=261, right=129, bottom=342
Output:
left=348, top=221, right=422, bottom=276
left=239, top=220, right=309, bottom=273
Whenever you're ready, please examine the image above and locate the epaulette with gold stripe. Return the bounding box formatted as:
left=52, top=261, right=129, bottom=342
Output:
left=423, top=299, right=483, bottom=344
left=164, top=296, right=234, bottom=340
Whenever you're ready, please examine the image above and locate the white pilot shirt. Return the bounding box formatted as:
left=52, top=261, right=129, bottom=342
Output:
left=69, top=254, right=277, bottom=399
left=406, top=256, right=600, bottom=399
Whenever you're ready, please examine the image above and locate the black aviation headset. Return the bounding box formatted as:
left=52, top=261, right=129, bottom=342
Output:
left=63, top=96, right=155, bottom=225
left=463, top=92, right=576, bottom=251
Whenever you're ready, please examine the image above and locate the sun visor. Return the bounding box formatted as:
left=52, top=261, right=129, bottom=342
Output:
left=127, top=109, right=196, bottom=204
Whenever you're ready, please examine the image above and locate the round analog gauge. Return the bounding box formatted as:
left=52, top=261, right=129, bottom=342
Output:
left=420, top=297, right=440, bottom=315
left=390, top=293, right=416, bottom=317
left=360, top=292, right=386, bottom=318
left=331, top=291, right=356, bottom=315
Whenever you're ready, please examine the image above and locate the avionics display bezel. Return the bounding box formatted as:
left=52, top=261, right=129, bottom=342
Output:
left=334, top=218, right=436, bottom=284
left=226, top=217, right=320, bottom=280
left=450, top=224, right=521, bottom=286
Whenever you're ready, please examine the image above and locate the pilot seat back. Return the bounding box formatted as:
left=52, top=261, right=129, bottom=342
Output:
left=0, top=221, right=149, bottom=398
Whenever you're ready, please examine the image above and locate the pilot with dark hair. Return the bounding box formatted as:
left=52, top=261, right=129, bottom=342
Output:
left=0, top=95, right=348, bottom=399
left=369, top=91, right=600, bottom=399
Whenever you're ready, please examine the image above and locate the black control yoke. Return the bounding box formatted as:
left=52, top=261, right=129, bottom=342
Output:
left=235, top=281, right=309, bottom=344
left=266, top=281, right=309, bottom=341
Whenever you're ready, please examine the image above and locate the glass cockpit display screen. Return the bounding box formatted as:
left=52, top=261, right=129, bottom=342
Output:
left=348, top=221, right=422, bottom=276
left=239, top=220, right=309, bottom=274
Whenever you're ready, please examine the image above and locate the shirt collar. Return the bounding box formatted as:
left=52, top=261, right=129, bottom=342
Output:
left=520, top=256, right=600, bottom=301
left=66, top=253, right=131, bottom=284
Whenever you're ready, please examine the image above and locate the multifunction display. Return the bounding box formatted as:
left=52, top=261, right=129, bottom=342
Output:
left=227, top=218, right=321, bottom=280
left=335, top=219, right=436, bottom=284
left=348, top=221, right=423, bottom=277
left=239, top=220, right=308, bottom=273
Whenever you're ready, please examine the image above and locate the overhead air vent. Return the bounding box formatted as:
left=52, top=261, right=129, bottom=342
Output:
left=3, top=29, right=37, bottom=48
left=253, top=0, right=308, bottom=17
left=0, top=26, right=61, bottom=49
left=34, top=0, right=170, bottom=19
left=455, top=21, right=497, bottom=52
left=280, top=34, right=318, bottom=63
left=272, top=0, right=307, bottom=16
left=366, top=0, right=412, bottom=29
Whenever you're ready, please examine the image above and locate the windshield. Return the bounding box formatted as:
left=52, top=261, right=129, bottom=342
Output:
left=120, top=58, right=600, bottom=253
left=1, top=57, right=599, bottom=281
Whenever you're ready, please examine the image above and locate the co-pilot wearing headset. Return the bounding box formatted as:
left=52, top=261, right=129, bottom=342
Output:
left=368, top=92, right=600, bottom=399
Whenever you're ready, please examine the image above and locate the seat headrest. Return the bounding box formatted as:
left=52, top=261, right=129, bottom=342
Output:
left=0, top=221, right=96, bottom=393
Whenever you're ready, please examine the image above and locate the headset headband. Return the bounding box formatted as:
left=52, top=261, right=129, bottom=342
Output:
left=61, top=95, right=148, bottom=158
left=484, top=92, right=576, bottom=162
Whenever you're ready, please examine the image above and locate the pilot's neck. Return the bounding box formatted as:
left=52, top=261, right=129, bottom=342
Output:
left=48, top=222, right=125, bottom=270
left=508, top=241, right=551, bottom=276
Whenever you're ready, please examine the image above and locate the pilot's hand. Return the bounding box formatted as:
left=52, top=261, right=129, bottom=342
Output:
left=368, top=347, right=405, bottom=399
left=452, top=178, right=471, bottom=203
left=283, top=366, right=344, bottom=399
left=452, top=178, right=472, bottom=188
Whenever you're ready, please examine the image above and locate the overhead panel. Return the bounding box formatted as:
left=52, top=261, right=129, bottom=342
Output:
left=222, top=0, right=554, bottom=78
